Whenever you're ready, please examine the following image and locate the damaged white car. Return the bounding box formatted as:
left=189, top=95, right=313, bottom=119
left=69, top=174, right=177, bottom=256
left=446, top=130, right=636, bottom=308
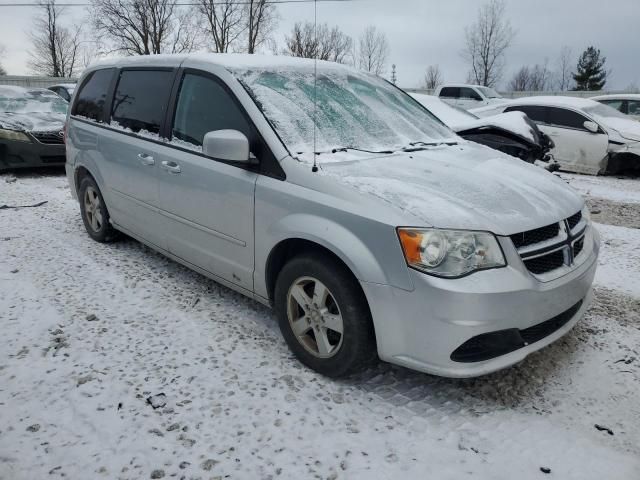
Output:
left=473, top=96, right=640, bottom=175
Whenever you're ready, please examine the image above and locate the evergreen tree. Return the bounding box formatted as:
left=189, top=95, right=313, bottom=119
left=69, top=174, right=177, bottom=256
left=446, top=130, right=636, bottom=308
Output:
left=572, top=46, right=607, bottom=91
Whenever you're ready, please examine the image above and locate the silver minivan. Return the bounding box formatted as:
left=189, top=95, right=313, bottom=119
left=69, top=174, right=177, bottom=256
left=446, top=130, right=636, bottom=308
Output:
left=66, top=54, right=599, bottom=378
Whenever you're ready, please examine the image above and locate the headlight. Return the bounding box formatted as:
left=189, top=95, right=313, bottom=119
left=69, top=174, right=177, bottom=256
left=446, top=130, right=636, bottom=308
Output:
left=398, top=228, right=506, bottom=278
left=581, top=204, right=591, bottom=223
left=0, top=128, right=31, bottom=142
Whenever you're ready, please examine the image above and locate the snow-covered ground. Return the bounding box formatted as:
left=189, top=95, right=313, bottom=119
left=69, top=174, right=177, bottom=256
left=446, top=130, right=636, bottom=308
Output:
left=1, top=170, right=639, bottom=480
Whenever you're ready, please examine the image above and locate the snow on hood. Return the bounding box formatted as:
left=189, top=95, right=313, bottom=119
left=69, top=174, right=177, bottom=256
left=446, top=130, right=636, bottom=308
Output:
left=317, top=143, right=583, bottom=235
left=598, top=117, right=640, bottom=142
left=454, top=111, right=538, bottom=143
left=0, top=111, right=66, bottom=132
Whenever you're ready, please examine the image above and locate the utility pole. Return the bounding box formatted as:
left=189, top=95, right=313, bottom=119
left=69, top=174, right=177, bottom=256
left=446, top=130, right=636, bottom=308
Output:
left=391, top=64, right=397, bottom=84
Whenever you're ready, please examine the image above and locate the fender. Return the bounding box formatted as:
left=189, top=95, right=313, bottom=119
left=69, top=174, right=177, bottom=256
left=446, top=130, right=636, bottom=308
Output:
left=254, top=213, right=413, bottom=299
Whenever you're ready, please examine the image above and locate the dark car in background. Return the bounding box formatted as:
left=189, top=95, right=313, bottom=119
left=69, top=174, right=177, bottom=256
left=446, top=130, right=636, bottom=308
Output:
left=0, top=85, right=67, bottom=171
left=48, top=83, right=76, bottom=102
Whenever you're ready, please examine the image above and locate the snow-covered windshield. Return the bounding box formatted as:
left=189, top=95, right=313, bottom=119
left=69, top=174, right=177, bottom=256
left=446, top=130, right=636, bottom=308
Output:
left=236, top=68, right=454, bottom=154
left=477, top=87, right=502, bottom=99
left=0, top=87, right=68, bottom=114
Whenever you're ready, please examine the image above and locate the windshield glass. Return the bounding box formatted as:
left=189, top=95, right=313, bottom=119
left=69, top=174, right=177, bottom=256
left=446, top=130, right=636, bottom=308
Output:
left=236, top=68, right=455, bottom=155
left=477, top=87, right=502, bottom=99
left=584, top=103, right=629, bottom=120
left=0, top=88, right=68, bottom=114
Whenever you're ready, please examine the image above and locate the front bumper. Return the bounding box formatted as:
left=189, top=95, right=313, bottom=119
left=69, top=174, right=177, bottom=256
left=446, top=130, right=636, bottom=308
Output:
left=362, top=225, right=600, bottom=378
left=0, top=137, right=65, bottom=171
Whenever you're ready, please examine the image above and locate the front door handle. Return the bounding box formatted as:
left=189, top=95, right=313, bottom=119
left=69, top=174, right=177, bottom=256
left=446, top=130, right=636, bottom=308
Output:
left=137, top=153, right=155, bottom=165
left=161, top=160, right=181, bottom=174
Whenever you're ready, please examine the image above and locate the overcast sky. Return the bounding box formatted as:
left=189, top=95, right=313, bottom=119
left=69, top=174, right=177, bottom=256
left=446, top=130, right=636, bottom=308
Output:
left=1, top=0, right=638, bottom=90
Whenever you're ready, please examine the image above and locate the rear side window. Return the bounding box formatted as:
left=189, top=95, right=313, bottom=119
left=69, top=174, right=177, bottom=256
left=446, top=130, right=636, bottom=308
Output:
left=628, top=100, right=640, bottom=115
left=547, top=107, right=589, bottom=130
left=111, top=70, right=174, bottom=135
left=439, top=87, right=460, bottom=98
left=460, top=87, right=481, bottom=100
left=171, top=73, right=252, bottom=147
left=72, top=69, right=114, bottom=122
left=505, top=105, right=548, bottom=124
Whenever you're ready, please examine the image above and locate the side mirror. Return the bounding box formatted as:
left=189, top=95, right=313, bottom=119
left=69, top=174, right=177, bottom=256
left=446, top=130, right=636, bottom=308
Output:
left=583, top=121, right=599, bottom=133
left=202, top=129, right=250, bottom=162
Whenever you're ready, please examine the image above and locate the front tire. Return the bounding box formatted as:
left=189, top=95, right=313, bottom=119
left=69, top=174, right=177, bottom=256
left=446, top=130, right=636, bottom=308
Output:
left=274, top=253, right=377, bottom=377
left=78, top=176, right=119, bottom=243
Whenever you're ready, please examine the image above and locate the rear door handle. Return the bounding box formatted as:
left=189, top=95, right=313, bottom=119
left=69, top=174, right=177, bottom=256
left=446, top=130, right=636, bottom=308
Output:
left=137, top=153, right=155, bottom=165
left=161, top=160, right=181, bottom=174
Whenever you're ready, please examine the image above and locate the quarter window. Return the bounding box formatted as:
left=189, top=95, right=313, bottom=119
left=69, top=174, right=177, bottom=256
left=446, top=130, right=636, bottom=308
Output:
left=171, top=73, right=252, bottom=147
left=72, top=69, right=114, bottom=122
left=111, top=70, right=174, bottom=135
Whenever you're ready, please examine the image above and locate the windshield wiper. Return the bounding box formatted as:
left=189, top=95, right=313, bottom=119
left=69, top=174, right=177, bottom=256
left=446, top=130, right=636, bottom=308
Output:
left=315, top=146, right=395, bottom=155
left=399, top=140, right=458, bottom=152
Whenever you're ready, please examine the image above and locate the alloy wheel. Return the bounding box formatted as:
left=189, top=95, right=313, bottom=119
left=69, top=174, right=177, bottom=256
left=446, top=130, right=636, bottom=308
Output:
left=286, top=276, right=344, bottom=358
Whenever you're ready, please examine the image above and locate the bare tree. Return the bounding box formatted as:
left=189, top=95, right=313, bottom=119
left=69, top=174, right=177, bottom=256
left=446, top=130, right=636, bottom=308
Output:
left=357, top=26, right=389, bottom=76
left=508, top=61, right=550, bottom=92
left=0, top=44, right=6, bottom=75
left=423, top=64, right=443, bottom=89
left=461, top=0, right=515, bottom=87
left=246, top=0, right=277, bottom=54
left=555, top=45, right=573, bottom=91
left=508, top=65, right=530, bottom=91
left=528, top=60, right=550, bottom=91
left=284, top=22, right=353, bottom=64
left=198, top=0, right=244, bottom=53
left=27, top=0, right=82, bottom=77
left=91, top=0, right=201, bottom=55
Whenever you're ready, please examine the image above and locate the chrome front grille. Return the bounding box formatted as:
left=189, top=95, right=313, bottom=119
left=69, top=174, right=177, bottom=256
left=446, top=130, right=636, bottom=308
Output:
left=31, top=130, right=65, bottom=144
left=512, top=211, right=587, bottom=277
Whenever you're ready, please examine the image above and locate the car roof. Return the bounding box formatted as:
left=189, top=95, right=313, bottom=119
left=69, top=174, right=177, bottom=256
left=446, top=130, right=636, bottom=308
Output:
left=88, top=53, right=356, bottom=75
left=437, top=84, right=487, bottom=89
left=590, top=93, right=640, bottom=101
left=49, top=83, right=77, bottom=89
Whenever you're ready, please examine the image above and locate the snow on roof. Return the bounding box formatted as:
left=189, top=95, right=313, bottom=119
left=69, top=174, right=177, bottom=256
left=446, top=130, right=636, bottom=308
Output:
left=590, top=93, right=640, bottom=101
left=50, top=83, right=77, bottom=89
left=89, top=53, right=355, bottom=74
left=504, top=95, right=600, bottom=110
left=437, top=83, right=485, bottom=89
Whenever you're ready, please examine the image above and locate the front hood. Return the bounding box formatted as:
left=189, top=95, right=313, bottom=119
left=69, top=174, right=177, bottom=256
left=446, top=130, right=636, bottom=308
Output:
left=454, top=111, right=539, bottom=145
left=319, top=143, right=583, bottom=236
left=0, top=111, right=66, bottom=132
left=600, top=117, right=640, bottom=142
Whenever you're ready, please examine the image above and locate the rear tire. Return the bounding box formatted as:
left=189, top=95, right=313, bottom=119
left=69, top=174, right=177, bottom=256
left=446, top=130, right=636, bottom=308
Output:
left=274, top=253, right=377, bottom=377
left=78, top=176, right=119, bottom=243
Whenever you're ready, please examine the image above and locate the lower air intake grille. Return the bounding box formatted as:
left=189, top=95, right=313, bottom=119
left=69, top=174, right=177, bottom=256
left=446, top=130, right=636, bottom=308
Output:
left=451, top=300, right=583, bottom=363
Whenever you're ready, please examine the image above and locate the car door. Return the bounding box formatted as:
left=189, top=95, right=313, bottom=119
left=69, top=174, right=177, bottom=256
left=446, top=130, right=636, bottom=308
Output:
left=627, top=100, right=640, bottom=121
left=98, top=68, right=175, bottom=249
left=505, top=105, right=609, bottom=173
left=155, top=70, right=259, bottom=291
left=544, top=107, right=609, bottom=172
